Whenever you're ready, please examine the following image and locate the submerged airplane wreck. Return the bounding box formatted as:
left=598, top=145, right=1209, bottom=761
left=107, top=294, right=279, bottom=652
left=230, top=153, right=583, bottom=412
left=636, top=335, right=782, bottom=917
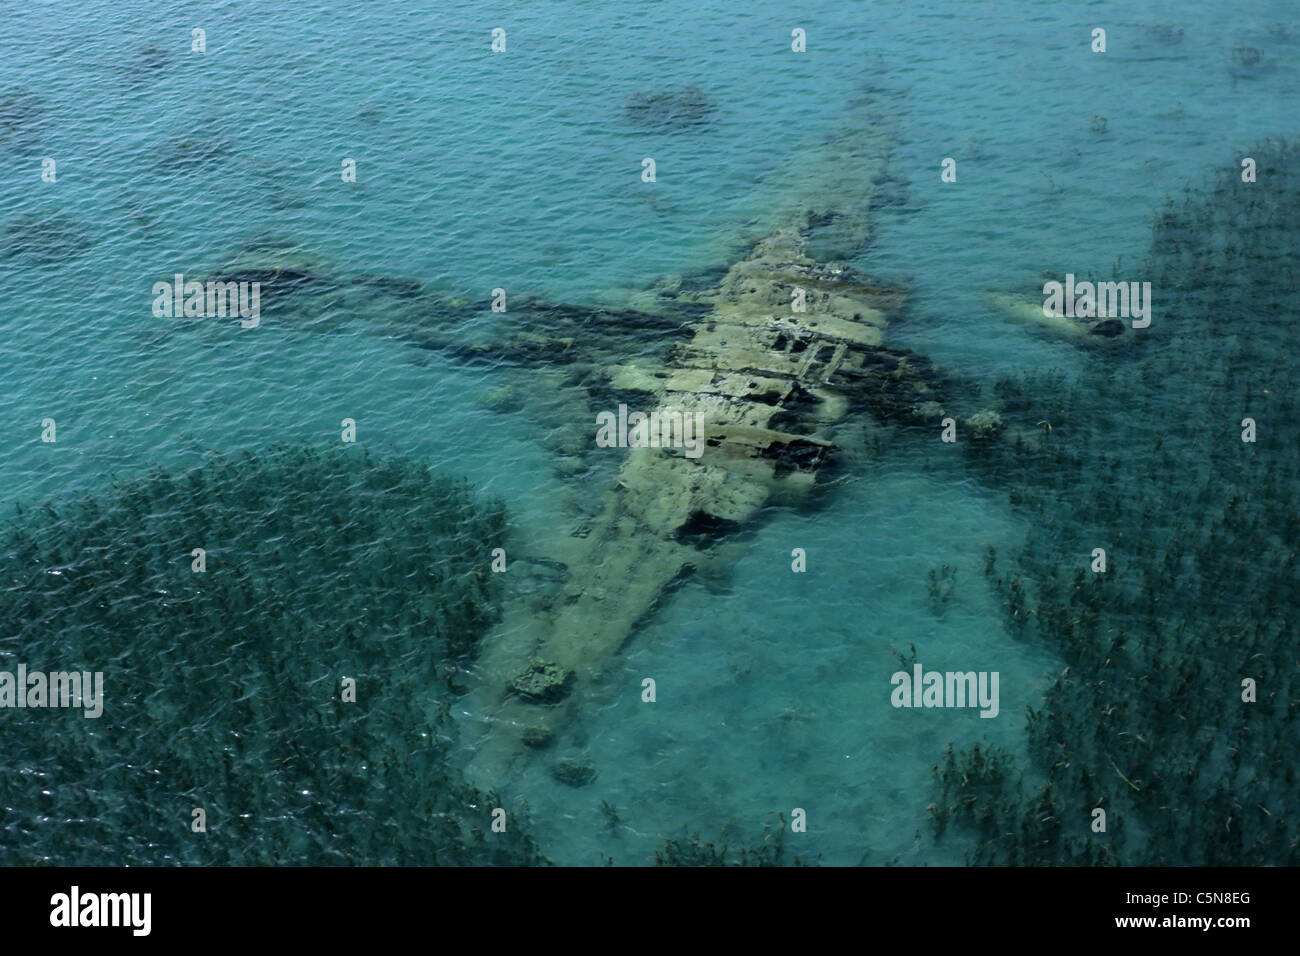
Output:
left=464, top=203, right=956, bottom=777
left=453, top=93, right=1032, bottom=781
left=179, top=88, right=1027, bottom=781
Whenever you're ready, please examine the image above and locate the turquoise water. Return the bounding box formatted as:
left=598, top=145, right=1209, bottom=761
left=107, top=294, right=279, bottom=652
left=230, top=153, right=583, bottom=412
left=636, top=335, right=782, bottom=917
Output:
left=1, top=1, right=1296, bottom=865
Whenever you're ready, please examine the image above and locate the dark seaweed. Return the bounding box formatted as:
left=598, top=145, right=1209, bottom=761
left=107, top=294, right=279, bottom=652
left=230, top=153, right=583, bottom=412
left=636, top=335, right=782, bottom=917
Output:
left=0, top=443, right=546, bottom=865
left=933, top=140, right=1300, bottom=865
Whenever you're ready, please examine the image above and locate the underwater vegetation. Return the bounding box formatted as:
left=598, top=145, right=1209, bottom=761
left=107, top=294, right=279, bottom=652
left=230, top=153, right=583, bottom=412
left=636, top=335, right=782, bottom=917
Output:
left=652, top=814, right=814, bottom=866
left=1228, top=43, right=1275, bottom=80
left=132, top=46, right=171, bottom=74
left=1141, top=24, right=1185, bottom=47
left=932, top=140, right=1300, bottom=865
left=550, top=757, right=597, bottom=788
left=0, top=443, right=549, bottom=865
left=625, top=85, right=716, bottom=130
left=1, top=210, right=92, bottom=263
left=0, top=86, right=44, bottom=151
left=153, top=130, right=238, bottom=171
left=1232, top=44, right=1263, bottom=68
